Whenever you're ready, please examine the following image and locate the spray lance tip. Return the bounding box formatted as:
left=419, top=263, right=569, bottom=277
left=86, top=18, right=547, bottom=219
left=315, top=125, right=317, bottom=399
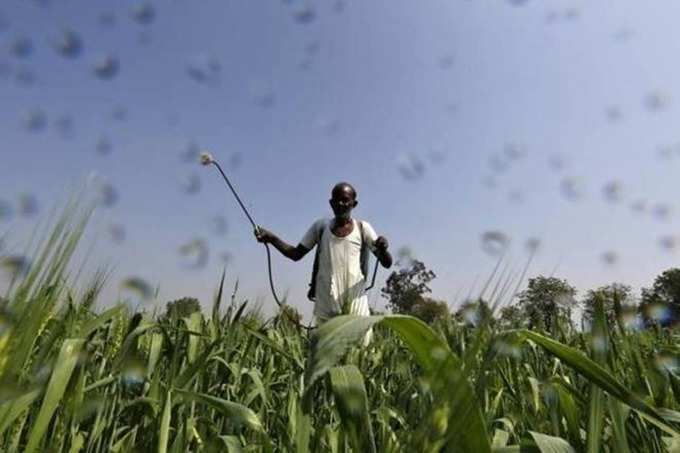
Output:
left=199, top=151, right=214, bottom=166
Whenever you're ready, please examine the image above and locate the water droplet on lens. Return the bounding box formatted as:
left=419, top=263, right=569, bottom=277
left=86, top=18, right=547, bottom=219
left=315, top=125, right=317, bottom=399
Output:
left=0, top=256, right=30, bottom=280
left=644, top=91, right=670, bottom=112
left=92, top=54, right=119, bottom=79
left=9, top=36, right=32, bottom=58
left=601, top=250, right=618, bottom=266
left=560, top=177, right=584, bottom=201
left=652, top=203, right=671, bottom=222
left=17, top=193, right=38, bottom=217
left=659, top=235, right=677, bottom=252
left=95, top=135, right=112, bottom=155
left=212, top=216, right=228, bottom=236
left=55, top=114, right=74, bottom=139
left=179, top=174, right=201, bottom=195
left=21, top=108, right=47, bottom=132
left=178, top=238, right=209, bottom=269
left=481, top=231, right=509, bottom=257
left=120, top=276, right=153, bottom=301
left=111, top=105, right=128, bottom=121
left=655, top=352, right=679, bottom=374
left=602, top=180, right=622, bottom=203
left=53, top=28, right=82, bottom=58
left=108, top=223, right=125, bottom=244
left=98, top=11, right=116, bottom=28
left=396, top=154, right=425, bottom=181
left=131, top=2, right=155, bottom=25
left=605, top=105, right=623, bottom=122
left=525, top=237, right=540, bottom=253
left=186, top=53, right=221, bottom=85
left=292, top=5, right=316, bottom=24
left=438, top=54, right=454, bottom=69
left=0, top=200, right=12, bottom=222
left=95, top=183, right=118, bottom=207
left=15, top=67, right=35, bottom=87
left=548, top=154, right=566, bottom=171
left=630, top=199, right=647, bottom=214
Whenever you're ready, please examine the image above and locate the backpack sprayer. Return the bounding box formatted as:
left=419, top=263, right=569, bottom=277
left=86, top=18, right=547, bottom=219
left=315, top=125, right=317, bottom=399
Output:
left=199, top=151, right=380, bottom=327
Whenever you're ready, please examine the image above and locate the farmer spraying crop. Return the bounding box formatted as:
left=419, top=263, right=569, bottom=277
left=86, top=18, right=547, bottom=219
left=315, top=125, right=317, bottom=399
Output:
left=200, top=152, right=392, bottom=329
left=253, top=182, right=393, bottom=323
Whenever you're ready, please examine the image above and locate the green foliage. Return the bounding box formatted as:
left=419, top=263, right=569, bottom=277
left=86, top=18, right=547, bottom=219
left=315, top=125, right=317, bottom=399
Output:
left=581, top=283, right=632, bottom=327
left=5, top=202, right=680, bottom=451
left=162, top=296, right=201, bottom=321
left=516, top=276, right=577, bottom=333
left=640, top=268, right=680, bottom=327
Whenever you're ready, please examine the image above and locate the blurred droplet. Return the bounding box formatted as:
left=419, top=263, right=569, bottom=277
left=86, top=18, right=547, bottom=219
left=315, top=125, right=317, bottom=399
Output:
left=120, top=276, right=153, bottom=300
left=52, top=28, right=82, bottom=58
left=644, top=91, right=670, bottom=112
left=15, top=67, right=35, bottom=87
left=111, top=105, right=128, bottom=121
left=92, top=54, right=119, bottom=79
left=396, top=154, right=425, bottom=181
left=488, top=154, right=509, bottom=174
left=180, top=140, right=200, bottom=163
left=316, top=117, right=340, bottom=137
left=460, top=303, right=481, bottom=326
left=95, top=135, right=112, bottom=155
left=613, top=28, right=634, bottom=42
left=292, top=5, right=316, bottom=24
left=108, top=223, right=125, bottom=244
left=0, top=256, right=30, bottom=280
left=525, top=237, right=540, bottom=253
left=9, top=36, right=32, bottom=58
left=548, top=154, right=566, bottom=171
left=659, top=235, right=677, bottom=252
left=219, top=251, right=233, bottom=265
left=438, top=54, right=454, bottom=69
left=0, top=200, right=12, bottom=222
left=652, top=203, right=671, bottom=222
left=428, top=148, right=446, bottom=164
left=503, top=143, right=526, bottom=161
left=249, top=80, right=276, bottom=108
left=0, top=62, right=10, bottom=80
left=605, top=105, right=622, bottom=122
left=602, top=180, right=622, bottom=203
left=493, top=338, right=522, bottom=359
left=645, top=302, right=673, bottom=325
left=21, top=108, right=47, bottom=132
left=179, top=173, right=201, bottom=195
left=137, top=30, right=152, bottom=45
left=590, top=334, right=608, bottom=354
left=0, top=13, right=8, bottom=32
left=186, top=53, right=221, bottom=85
left=95, top=183, right=118, bottom=207
left=395, top=246, right=415, bottom=267
left=507, top=189, right=524, bottom=204
left=655, top=352, right=680, bottom=374
left=131, top=2, right=155, bottom=25
left=481, top=175, right=497, bottom=189
left=480, top=231, right=509, bottom=257
left=601, top=251, right=618, bottom=266
left=618, top=305, right=643, bottom=331
left=54, top=114, right=74, bottom=139
left=333, top=0, right=345, bottom=13
left=630, top=199, right=647, bottom=214
left=17, top=193, right=38, bottom=217
left=227, top=152, right=243, bottom=170
left=304, top=41, right=320, bottom=56
left=212, top=216, right=228, bottom=236
left=560, top=177, right=584, bottom=201
left=178, top=238, right=209, bottom=269
left=98, top=11, right=116, bottom=28
left=121, top=355, right=147, bottom=386
left=508, top=0, right=530, bottom=6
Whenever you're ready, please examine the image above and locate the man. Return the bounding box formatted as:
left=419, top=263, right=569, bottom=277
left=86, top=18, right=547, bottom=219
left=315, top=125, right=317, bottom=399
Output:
left=253, top=182, right=392, bottom=324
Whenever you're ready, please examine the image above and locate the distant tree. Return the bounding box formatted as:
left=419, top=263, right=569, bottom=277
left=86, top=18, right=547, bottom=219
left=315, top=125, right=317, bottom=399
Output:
left=278, top=304, right=303, bottom=327
left=640, top=268, right=680, bottom=327
left=581, top=283, right=631, bottom=328
left=454, top=299, right=493, bottom=327
left=163, top=296, right=201, bottom=321
left=498, top=304, right=524, bottom=329
left=516, top=276, right=577, bottom=333
left=411, top=297, right=449, bottom=324
left=381, top=260, right=436, bottom=315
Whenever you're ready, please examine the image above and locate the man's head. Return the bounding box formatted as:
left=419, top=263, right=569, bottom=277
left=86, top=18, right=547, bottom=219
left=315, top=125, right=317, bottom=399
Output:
left=329, top=182, right=358, bottom=220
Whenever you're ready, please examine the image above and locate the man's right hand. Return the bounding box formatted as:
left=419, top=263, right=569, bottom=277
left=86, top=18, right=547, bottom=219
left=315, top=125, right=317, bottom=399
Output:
left=254, top=226, right=274, bottom=244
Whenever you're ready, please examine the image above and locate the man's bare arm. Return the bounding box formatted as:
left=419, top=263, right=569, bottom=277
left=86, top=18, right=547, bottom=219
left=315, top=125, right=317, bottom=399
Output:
left=254, top=227, right=311, bottom=262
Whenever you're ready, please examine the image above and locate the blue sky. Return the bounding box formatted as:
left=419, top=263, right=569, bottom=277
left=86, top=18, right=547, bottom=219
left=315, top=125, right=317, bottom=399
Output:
left=2, top=0, right=680, bottom=319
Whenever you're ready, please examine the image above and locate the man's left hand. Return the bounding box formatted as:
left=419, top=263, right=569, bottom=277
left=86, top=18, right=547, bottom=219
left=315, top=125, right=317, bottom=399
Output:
left=375, top=236, right=389, bottom=251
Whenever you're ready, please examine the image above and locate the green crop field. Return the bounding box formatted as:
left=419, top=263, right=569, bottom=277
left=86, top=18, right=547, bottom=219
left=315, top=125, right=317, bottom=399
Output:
left=1, top=203, right=680, bottom=452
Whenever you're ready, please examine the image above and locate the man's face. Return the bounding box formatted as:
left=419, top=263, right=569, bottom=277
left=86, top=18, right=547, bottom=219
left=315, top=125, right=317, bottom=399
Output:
left=329, top=186, right=357, bottom=220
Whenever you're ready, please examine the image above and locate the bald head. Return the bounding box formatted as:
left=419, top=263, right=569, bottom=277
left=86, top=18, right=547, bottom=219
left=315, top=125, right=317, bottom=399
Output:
left=331, top=182, right=357, bottom=200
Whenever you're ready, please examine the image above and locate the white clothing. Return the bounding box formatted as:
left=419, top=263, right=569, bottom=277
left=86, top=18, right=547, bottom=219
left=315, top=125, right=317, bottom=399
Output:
left=300, top=217, right=378, bottom=323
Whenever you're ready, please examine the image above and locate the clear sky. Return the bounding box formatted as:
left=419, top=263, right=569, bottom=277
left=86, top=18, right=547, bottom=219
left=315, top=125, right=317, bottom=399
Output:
left=2, top=0, right=680, bottom=320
